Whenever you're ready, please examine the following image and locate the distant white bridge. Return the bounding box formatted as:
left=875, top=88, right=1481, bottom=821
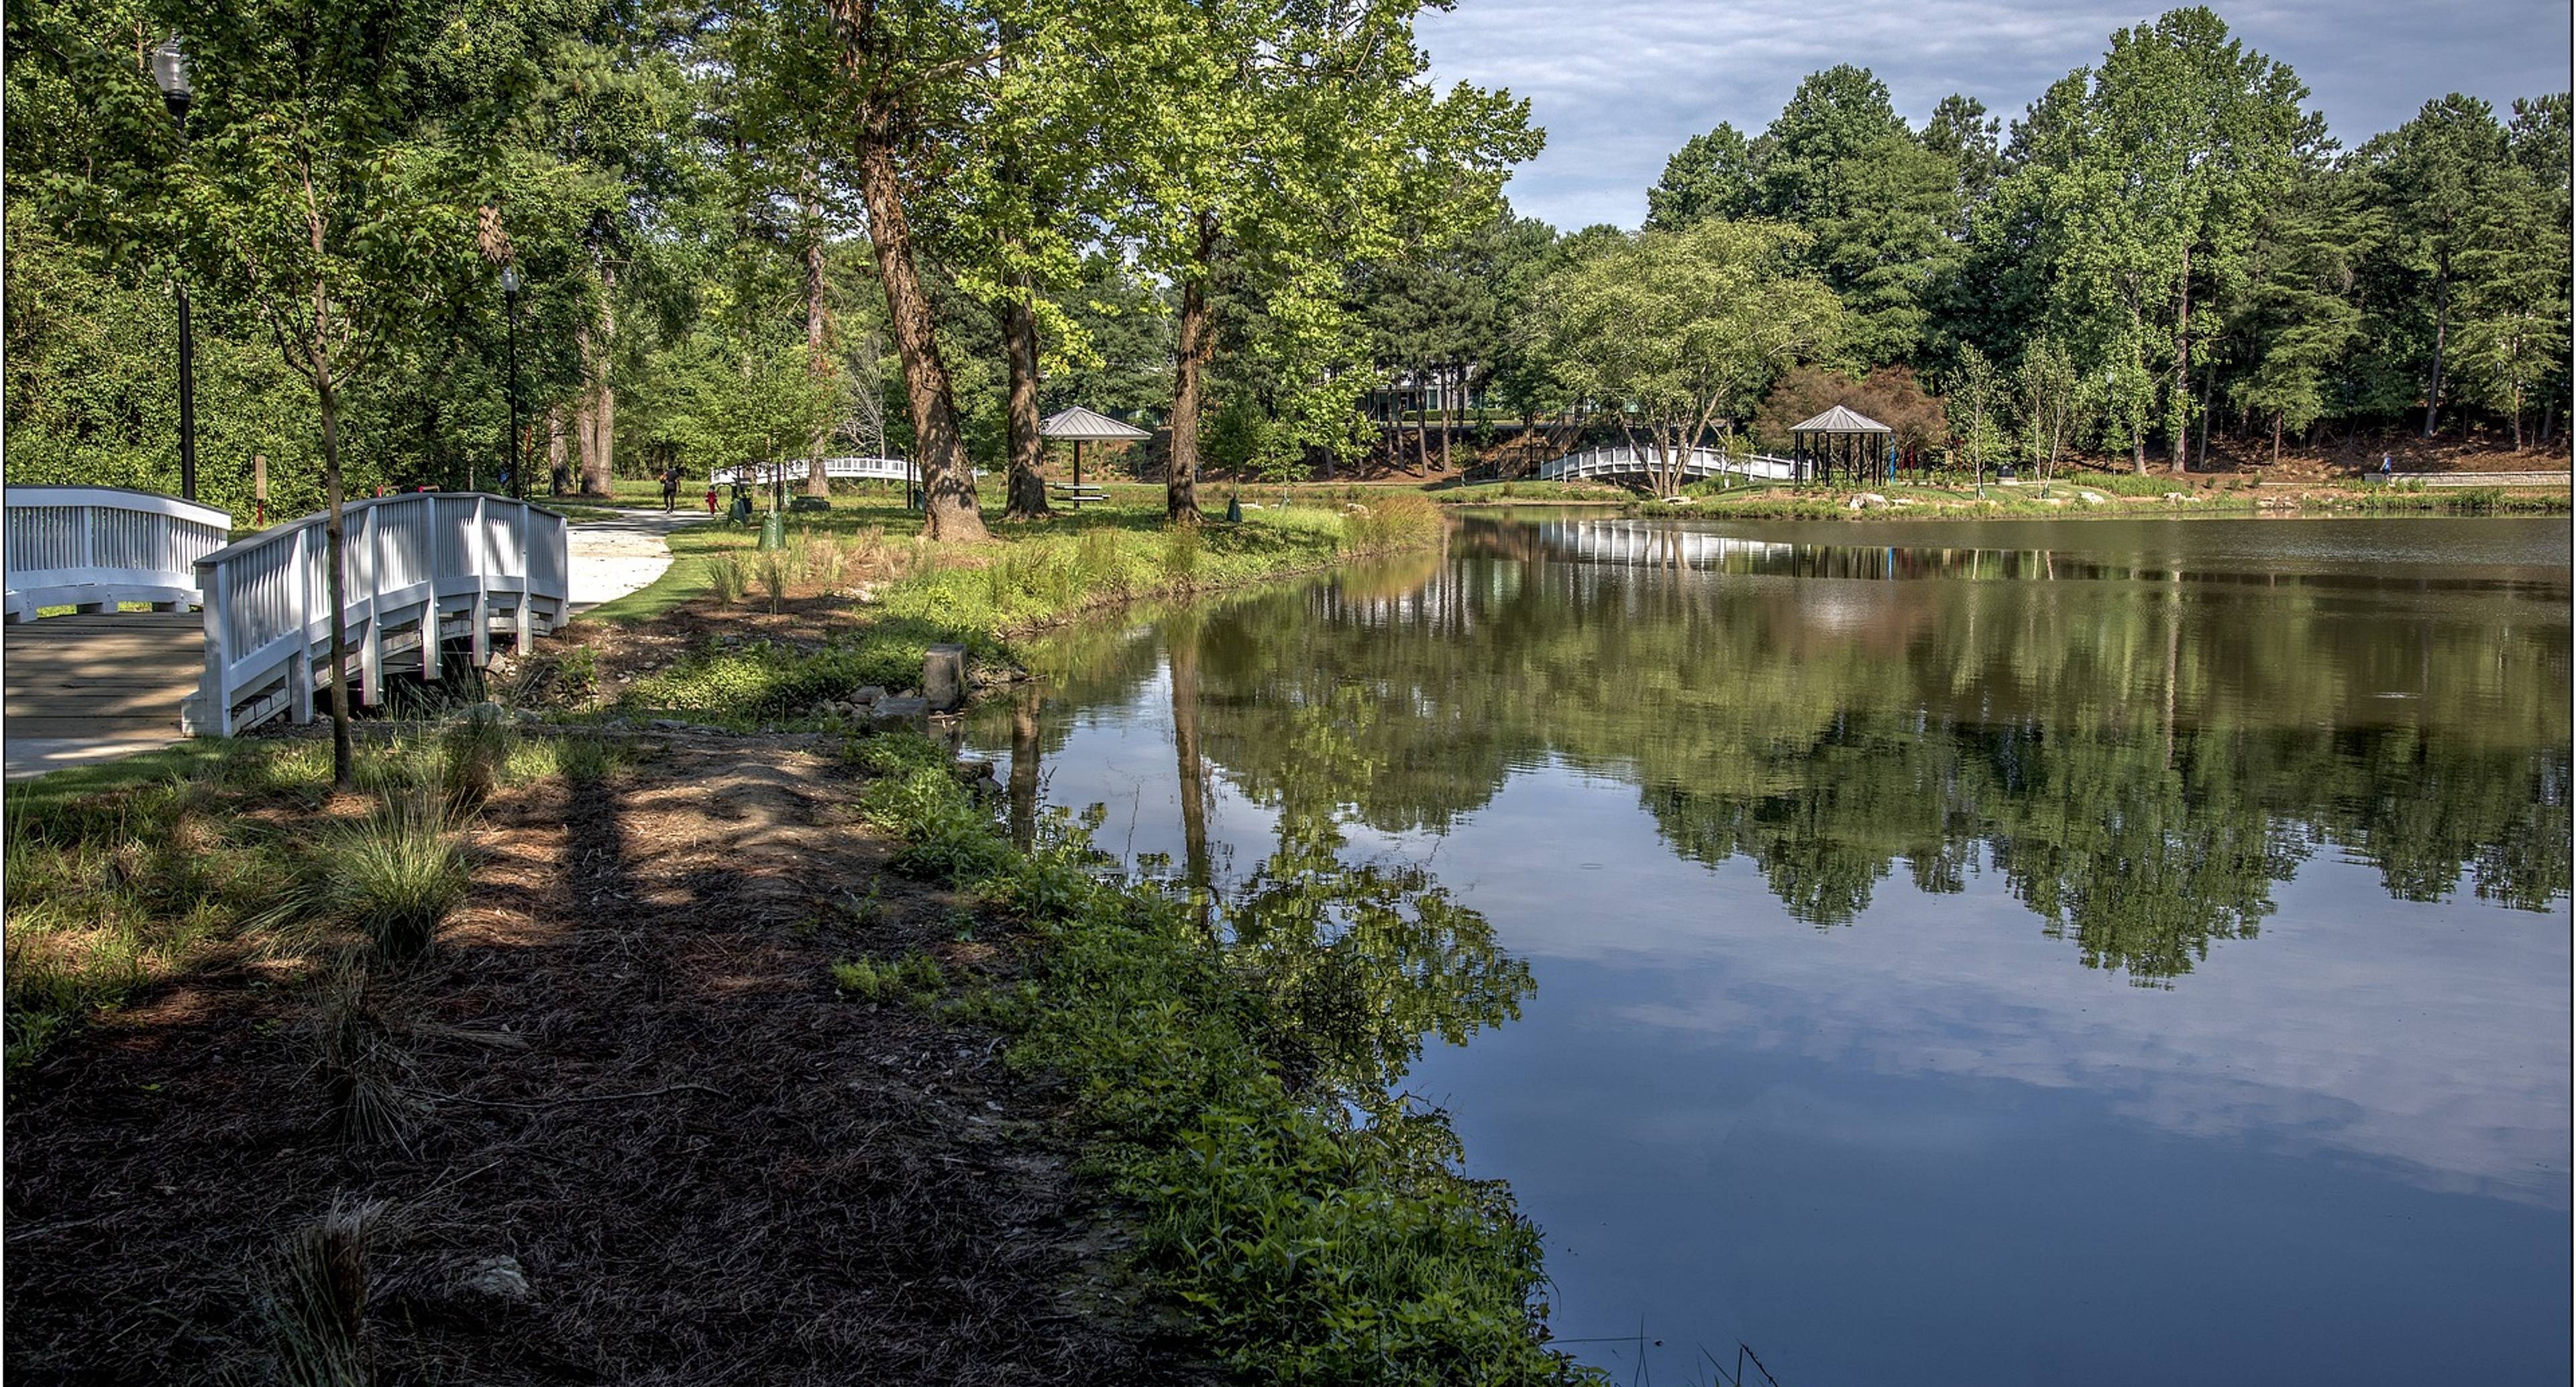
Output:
left=1536, top=447, right=1801, bottom=487
left=708, top=455, right=977, bottom=487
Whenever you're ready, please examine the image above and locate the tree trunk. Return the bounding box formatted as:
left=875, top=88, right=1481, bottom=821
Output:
left=1440, top=363, right=1455, bottom=473
left=1008, top=687, right=1040, bottom=853
left=804, top=194, right=833, bottom=498
left=546, top=405, right=568, bottom=495
left=316, top=369, right=355, bottom=790
left=2424, top=261, right=2449, bottom=439
left=1171, top=620, right=1210, bottom=894
left=2196, top=364, right=2212, bottom=471
left=584, top=264, right=618, bottom=496
left=1167, top=211, right=1214, bottom=524
left=1002, top=283, right=1051, bottom=520
left=855, top=118, right=985, bottom=541
left=2171, top=247, right=2190, bottom=474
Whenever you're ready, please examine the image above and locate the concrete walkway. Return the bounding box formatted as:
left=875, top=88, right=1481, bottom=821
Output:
left=3, top=508, right=700, bottom=780
left=568, top=506, right=700, bottom=612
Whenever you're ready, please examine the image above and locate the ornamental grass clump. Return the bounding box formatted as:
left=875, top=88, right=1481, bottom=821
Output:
left=758, top=550, right=791, bottom=612
left=252, top=1197, right=380, bottom=1387
left=707, top=551, right=749, bottom=605
left=1342, top=492, right=1444, bottom=553
left=305, top=792, right=470, bottom=962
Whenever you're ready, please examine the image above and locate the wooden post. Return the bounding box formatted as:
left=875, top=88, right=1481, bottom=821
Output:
left=469, top=495, right=490, bottom=667
left=290, top=526, right=315, bottom=724
left=923, top=643, right=966, bottom=712
left=360, top=506, right=382, bottom=705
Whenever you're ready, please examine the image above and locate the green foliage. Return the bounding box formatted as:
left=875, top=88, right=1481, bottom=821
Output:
left=622, top=626, right=971, bottom=718
left=1, top=742, right=335, bottom=1068
left=859, top=766, right=1015, bottom=886
left=855, top=760, right=1592, bottom=1383
left=828, top=952, right=945, bottom=1008
left=1160, top=523, right=1203, bottom=588
left=1534, top=219, right=1842, bottom=496
left=844, top=729, right=956, bottom=778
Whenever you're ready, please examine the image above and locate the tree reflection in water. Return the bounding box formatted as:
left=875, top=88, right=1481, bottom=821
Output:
left=990, top=516, right=2569, bottom=994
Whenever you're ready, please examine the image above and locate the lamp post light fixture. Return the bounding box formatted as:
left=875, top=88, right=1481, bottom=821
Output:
left=500, top=264, right=523, bottom=499
left=150, top=36, right=198, bottom=504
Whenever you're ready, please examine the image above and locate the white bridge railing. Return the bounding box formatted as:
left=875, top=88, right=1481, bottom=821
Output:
left=4, top=486, right=233, bottom=621
left=1536, top=447, right=1800, bottom=485
left=2372, top=470, right=2568, bottom=488
left=708, top=455, right=971, bottom=486
left=189, top=492, right=570, bottom=736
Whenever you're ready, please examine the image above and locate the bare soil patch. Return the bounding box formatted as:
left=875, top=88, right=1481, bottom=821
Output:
left=4, top=736, right=1193, bottom=1386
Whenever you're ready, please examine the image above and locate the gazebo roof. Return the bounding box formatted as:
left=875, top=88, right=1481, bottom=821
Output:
left=1789, top=404, right=1892, bottom=434
left=1039, top=405, right=1151, bottom=441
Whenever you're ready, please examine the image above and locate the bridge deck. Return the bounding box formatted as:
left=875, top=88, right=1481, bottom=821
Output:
left=5, top=611, right=203, bottom=739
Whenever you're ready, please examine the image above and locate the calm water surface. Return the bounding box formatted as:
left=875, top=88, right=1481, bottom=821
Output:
left=967, top=515, right=2573, bottom=1386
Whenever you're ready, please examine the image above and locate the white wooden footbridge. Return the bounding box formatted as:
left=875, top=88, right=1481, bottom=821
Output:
left=1536, top=446, right=1801, bottom=487
left=708, top=455, right=972, bottom=486
left=4, top=486, right=570, bottom=744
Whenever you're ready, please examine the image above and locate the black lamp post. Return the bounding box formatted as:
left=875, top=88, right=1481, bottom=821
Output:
left=500, top=264, right=523, bottom=498
left=150, top=36, right=197, bottom=504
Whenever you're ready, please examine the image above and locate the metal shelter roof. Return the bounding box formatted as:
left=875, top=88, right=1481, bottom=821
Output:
left=1788, top=405, right=1892, bottom=434
left=1038, top=406, right=1151, bottom=441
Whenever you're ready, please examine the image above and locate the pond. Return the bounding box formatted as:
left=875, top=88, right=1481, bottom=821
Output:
left=966, top=513, right=2572, bottom=1386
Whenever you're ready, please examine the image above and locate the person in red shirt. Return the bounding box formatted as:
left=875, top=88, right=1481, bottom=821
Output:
left=703, top=485, right=718, bottom=516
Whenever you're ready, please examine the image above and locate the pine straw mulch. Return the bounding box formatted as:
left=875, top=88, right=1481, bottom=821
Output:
left=3, top=734, right=1201, bottom=1386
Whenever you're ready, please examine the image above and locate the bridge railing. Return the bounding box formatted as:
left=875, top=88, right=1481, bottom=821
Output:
left=1535, top=447, right=1800, bottom=484
left=708, top=455, right=967, bottom=486
left=3, top=485, right=233, bottom=622
left=190, top=492, right=569, bottom=736
left=2370, top=470, right=2568, bottom=488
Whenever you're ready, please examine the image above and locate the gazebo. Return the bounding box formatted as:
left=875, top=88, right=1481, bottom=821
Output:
left=1788, top=406, right=1893, bottom=486
left=1039, top=405, right=1151, bottom=488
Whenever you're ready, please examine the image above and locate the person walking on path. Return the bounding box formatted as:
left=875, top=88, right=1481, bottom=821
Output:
left=659, top=465, right=681, bottom=512
left=703, top=484, right=718, bottom=516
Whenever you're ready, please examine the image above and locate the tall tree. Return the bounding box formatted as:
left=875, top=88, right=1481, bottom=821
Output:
left=1534, top=219, right=1842, bottom=496
left=2006, top=7, right=2312, bottom=471
left=821, top=0, right=996, bottom=540
left=1136, top=0, right=1536, bottom=520
left=1644, top=121, right=1759, bottom=230
left=2358, top=95, right=2511, bottom=440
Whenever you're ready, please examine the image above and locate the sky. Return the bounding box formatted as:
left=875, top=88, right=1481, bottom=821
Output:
left=1417, top=0, right=2576, bottom=231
